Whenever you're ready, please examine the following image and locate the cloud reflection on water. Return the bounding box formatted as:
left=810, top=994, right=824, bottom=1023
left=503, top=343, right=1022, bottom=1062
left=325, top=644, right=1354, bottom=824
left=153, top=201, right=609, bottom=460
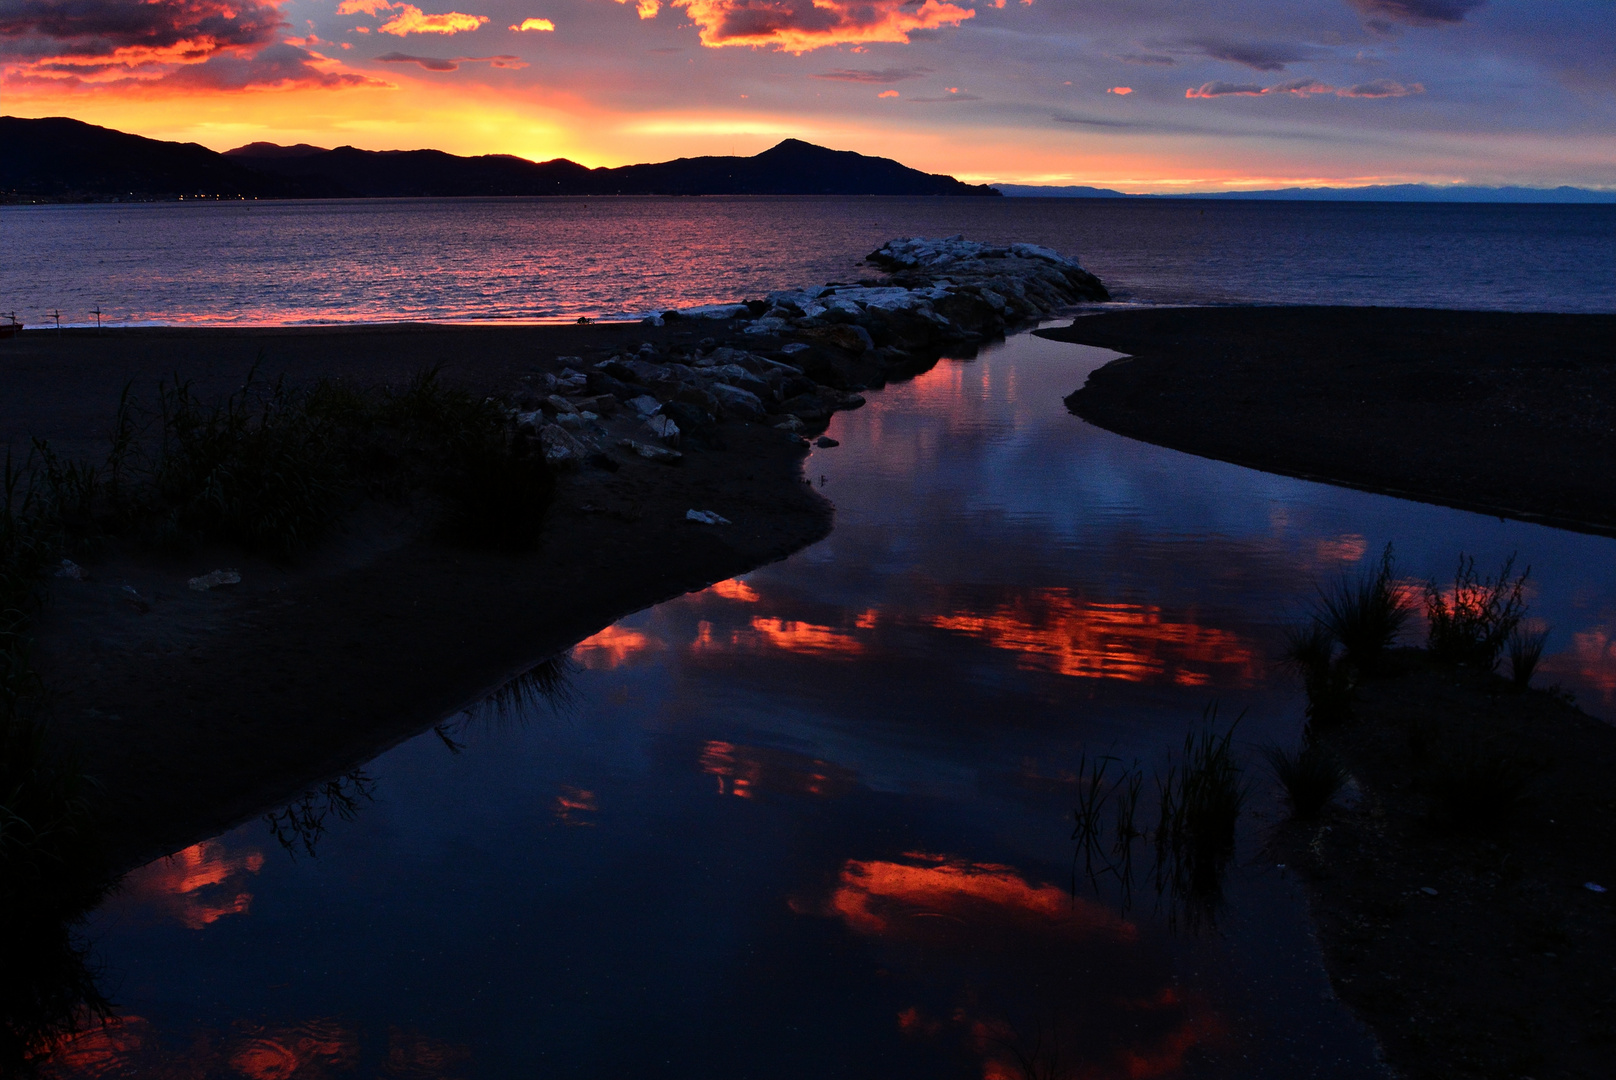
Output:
left=577, top=574, right=1264, bottom=692
left=116, top=840, right=265, bottom=930
left=799, top=850, right=1225, bottom=1080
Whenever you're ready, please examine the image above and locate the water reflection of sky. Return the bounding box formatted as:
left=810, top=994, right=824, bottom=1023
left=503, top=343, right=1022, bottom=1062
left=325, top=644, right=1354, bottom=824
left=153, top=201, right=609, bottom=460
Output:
left=53, top=333, right=1616, bottom=1078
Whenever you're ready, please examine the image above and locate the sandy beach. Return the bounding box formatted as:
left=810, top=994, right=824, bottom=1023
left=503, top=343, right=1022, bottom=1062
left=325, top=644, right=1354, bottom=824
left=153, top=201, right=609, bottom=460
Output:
left=1046, top=306, right=1616, bottom=537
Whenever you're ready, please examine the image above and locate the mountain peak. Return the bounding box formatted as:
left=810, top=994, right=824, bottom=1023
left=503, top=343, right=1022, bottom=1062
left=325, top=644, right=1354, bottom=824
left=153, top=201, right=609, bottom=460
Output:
left=225, top=142, right=331, bottom=159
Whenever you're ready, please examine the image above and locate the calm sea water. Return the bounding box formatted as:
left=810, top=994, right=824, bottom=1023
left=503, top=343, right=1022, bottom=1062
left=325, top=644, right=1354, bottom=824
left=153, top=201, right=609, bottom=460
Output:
left=46, top=333, right=1616, bottom=1077
left=2, top=197, right=1613, bottom=324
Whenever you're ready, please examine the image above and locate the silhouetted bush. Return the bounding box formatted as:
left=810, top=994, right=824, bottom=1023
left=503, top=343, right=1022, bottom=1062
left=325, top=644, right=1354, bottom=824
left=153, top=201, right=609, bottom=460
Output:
left=1263, top=740, right=1349, bottom=818
left=1424, top=553, right=1529, bottom=669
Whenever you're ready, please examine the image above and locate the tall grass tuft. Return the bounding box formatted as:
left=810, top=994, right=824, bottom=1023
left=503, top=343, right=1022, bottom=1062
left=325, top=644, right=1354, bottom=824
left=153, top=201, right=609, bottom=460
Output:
left=1424, top=553, right=1529, bottom=669
left=1154, top=707, right=1247, bottom=906
left=1507, top=626, right=1550, bottom=689
left=1262, top=739, right=1349, bottom=818
left=149, top=370, right=345, bottom=559
left=1313, top=543, right=1411, bottom=674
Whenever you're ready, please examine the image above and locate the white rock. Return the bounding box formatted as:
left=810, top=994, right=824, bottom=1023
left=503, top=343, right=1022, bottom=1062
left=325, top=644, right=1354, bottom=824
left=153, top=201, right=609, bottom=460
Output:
left=645, top=414, right=680, bottom=444
left=679, top=303, right=752, bottom=320
left=540, top=424, right=589, bottom=465
left=781, top=342, right=811, bottom=355
left=686, top=509, right=731, bottom=525
left=626, top=394, right=663, bottom=417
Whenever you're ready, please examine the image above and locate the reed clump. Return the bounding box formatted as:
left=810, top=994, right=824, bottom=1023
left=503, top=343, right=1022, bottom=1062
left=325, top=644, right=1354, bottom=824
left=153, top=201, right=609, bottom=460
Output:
left=1507, top=626, right=1550, bottom=688
left=1072, top=706, right=1247, bottom=921
left=1313, top=543, right=1412, bottom=675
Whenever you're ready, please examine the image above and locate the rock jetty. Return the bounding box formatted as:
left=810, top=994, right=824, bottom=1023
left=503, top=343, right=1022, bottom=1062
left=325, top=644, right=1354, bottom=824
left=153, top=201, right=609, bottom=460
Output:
left=514, top=237, right=1107, bottom=464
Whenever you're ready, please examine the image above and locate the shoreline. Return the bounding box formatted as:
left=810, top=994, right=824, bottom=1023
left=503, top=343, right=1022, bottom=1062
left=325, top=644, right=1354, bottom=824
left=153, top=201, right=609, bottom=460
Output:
left=1043, top=306, right=1616, bottom=539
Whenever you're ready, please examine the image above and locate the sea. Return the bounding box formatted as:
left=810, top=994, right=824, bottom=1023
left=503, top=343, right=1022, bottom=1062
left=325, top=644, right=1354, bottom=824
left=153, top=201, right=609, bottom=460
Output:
left=1, top=196, right=1613, bottom=324
left=10, top=197, right=1616, bottom=1078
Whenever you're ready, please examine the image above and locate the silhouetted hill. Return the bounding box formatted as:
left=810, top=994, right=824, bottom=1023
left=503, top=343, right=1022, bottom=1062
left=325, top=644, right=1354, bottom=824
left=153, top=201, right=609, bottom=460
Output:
left=227, top=136, right=999, bottom=197
left=224, top=144, right=596, bottom=197
left=595, top=139, right=997, bottom=196
left=0, top=116, right=330, bottom=201
left=1, top=115, right=997, bottom=201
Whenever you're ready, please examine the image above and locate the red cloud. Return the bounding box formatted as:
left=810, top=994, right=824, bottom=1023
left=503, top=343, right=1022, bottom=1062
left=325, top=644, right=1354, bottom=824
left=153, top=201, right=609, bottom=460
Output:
left=671, top=0, right=974, bottom=53
left=8, top=42, right=386, bottom=91
left=1184, top=81, right=1265, bottom=97
left=0, top=0, right=284, bottom=65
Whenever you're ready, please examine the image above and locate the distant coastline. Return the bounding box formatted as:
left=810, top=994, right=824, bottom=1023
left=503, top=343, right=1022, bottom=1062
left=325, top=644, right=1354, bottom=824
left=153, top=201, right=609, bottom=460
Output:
left=993, top=182, right=1616, bottom=204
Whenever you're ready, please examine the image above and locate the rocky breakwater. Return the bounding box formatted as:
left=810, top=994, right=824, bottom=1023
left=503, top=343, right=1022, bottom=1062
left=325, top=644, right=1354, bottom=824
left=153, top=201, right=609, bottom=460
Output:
left=514, top=237, right=1106, bottom=468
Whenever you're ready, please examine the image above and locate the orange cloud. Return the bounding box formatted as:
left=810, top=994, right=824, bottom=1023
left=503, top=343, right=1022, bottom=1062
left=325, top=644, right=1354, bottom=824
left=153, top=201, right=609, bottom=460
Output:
left=1107, top=85, right=1132, bottom=94
left=511, top=17, right=557, bottom=30
left=928, top=588, right=1259, bottom=687
left=671, top=0, right=975, bottom=53
left=379, top=5, right=490, bottom=35
left=572, top=623, right=654, bottom=668
left=707, top=576, right=761, bottom=602
left=878, top=89, right=898, bottom=97
left=614, top=0, right=663, bottom=17
left=554, top=784, right=598, bottom=823
left=118, top=840, right=265, bottom=929
left=699, top=739, right=857, bottom=799
left=824, top=851, right=1128, bottom=941
left=338, top=0, right=489, bottom=35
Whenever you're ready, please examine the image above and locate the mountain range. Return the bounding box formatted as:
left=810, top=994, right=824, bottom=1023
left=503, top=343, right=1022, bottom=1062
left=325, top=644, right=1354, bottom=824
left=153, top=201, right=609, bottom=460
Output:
left=0, top=116, right=998, bottom=201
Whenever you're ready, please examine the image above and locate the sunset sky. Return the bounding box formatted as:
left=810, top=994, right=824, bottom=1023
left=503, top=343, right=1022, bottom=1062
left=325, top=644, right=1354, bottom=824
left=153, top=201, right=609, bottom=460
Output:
left=3, top=0, right=1612, bottom=190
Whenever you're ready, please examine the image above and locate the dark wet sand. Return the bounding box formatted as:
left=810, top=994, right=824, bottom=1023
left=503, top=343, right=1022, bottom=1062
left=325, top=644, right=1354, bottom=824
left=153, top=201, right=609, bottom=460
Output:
left=1, top=324, right=833, bottom=870
left=1274, top=655, right=1616, bottom=1080
left=1043, top=306, right=1616, bottom=537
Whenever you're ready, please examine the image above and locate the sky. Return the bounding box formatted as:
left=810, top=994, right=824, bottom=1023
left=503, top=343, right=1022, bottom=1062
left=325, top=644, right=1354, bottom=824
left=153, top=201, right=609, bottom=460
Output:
left=2, top=0, right=1613, bottom=191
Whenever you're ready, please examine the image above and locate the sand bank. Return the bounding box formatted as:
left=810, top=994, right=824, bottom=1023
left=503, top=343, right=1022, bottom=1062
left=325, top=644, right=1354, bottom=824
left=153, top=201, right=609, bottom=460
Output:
left=1045, top=306, right=1616, bottom=537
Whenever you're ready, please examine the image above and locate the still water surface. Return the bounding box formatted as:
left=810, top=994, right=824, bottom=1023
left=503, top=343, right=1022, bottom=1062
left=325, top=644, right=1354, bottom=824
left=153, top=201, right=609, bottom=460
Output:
left=51, top=332, right=1616, bottom=1077
left=3, top=197, right=1612, bottom=324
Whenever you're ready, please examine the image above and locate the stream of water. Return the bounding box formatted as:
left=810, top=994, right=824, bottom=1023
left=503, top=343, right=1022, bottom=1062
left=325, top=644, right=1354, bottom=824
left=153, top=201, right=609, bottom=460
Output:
left=46, top=330, right=1616, bottom=1078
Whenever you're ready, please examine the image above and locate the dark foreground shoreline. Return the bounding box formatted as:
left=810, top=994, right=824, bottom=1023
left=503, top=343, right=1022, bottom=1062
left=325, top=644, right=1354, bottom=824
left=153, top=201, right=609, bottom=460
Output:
left=1045, top=306, right=1616, bottom=537
left=4, top=321, right=845, bottom=873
